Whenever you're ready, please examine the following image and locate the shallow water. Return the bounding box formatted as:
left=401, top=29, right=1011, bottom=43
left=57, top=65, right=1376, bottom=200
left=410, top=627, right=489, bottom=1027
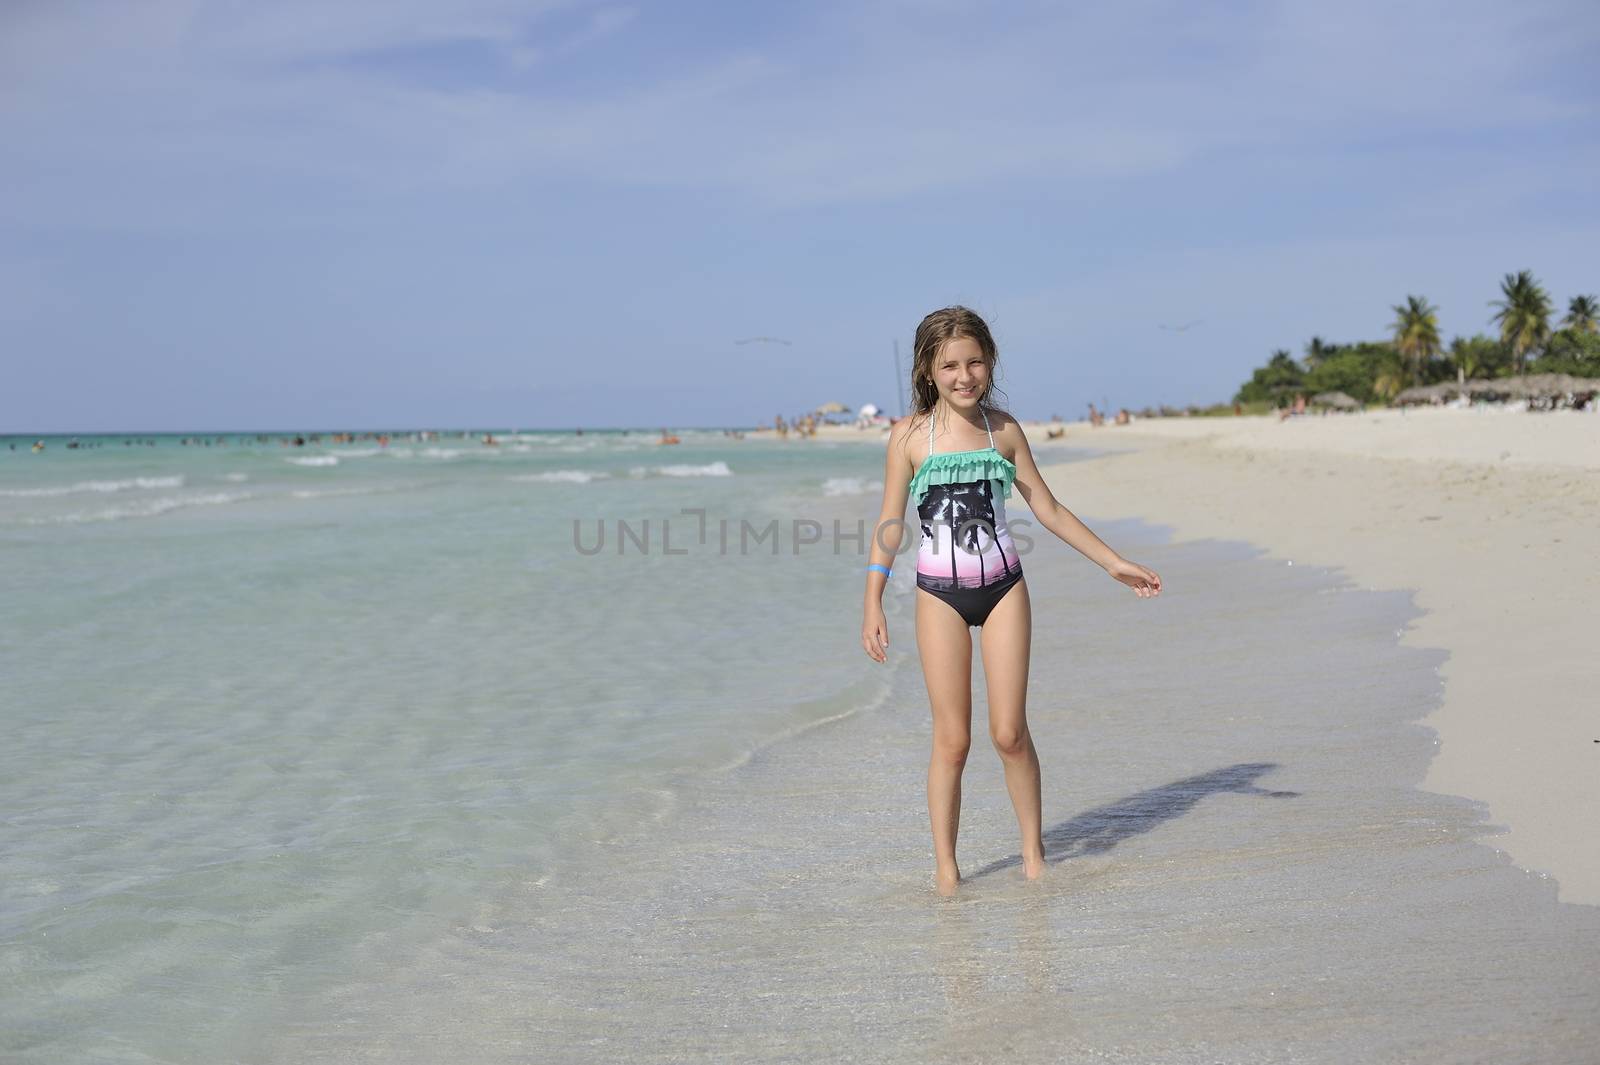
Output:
left=0, top=429, right=920, bottom=1061
left=3, top=432, right=1596, bottom=1063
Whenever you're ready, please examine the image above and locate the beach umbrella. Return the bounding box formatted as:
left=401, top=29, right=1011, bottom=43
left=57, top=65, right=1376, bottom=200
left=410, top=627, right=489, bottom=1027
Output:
left=1467, top=377, right=1526, bottom=399
left=1310, top=391, right=1360, bottom=410
left=858, top=403, right=880, bottom=417
left=1394, top=383, right=1455, bottom=405
left=814, top=401, right=849, bottom=415
left=1522, top=373, right=1597, bottom=397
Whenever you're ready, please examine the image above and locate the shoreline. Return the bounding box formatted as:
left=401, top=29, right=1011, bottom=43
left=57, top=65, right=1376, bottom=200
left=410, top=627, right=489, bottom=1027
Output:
left=803, top=406, right=1598, bottom=903
left=1003, top=408, right=1598, bottom=905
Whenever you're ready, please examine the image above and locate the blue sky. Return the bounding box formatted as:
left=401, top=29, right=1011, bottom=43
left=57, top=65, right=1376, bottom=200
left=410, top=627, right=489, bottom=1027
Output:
left=3, top=0, right=1597, bottom=431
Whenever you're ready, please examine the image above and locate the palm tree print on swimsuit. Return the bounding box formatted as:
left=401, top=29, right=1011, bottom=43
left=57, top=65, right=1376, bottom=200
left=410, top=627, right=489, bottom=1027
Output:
left=916, top=480, right=1019, bottom=591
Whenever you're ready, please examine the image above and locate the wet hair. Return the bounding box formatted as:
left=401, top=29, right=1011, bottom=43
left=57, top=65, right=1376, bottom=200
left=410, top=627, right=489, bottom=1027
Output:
left=906, top=307, right=1009, bottom=450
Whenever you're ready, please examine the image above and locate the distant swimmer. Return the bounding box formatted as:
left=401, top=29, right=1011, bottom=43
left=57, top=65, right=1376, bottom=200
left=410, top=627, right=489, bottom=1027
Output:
left=658, top=428, right=681, bottom=445
left=32, top=440, right=45, bottom=451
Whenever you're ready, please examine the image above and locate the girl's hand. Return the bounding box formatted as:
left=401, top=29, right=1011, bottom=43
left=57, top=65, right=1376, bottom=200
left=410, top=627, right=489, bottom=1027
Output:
left=1107, top=557, right=1162, bottom=598
left=862, top=606, right=890, bottom=663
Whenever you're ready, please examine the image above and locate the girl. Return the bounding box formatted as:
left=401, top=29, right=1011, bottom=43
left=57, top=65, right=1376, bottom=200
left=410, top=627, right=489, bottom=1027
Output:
left=860, top=306, right=1162, bottom=896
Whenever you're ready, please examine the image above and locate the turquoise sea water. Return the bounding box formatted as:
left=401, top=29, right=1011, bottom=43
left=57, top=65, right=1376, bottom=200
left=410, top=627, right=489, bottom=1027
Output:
left=2, top=428, right=1011, bottom=1059
left=3, top=430, right=1596, bottom=1063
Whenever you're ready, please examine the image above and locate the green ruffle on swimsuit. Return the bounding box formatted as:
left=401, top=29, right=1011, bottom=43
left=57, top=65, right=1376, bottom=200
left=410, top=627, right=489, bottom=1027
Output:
left=908, top=447, right=1017, bottom=503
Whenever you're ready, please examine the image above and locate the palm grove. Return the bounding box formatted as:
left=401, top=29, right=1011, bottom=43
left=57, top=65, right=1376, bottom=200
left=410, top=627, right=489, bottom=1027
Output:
left=1235, top=272, right=1600, bottom=407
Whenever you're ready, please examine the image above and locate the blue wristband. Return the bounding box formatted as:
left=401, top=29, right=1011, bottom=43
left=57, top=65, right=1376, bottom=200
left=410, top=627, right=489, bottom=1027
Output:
left=867, top=563, right=893, bottom=578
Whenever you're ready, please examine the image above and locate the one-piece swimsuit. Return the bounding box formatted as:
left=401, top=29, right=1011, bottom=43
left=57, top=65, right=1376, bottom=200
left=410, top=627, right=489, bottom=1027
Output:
left=911, top=405, right=1023, bottom=626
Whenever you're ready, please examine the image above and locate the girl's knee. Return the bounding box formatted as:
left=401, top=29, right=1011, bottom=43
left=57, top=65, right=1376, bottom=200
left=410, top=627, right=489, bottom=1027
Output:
left=932, top=733, right=971, bottom=767
left=990, top=725, right=1027, bottom=758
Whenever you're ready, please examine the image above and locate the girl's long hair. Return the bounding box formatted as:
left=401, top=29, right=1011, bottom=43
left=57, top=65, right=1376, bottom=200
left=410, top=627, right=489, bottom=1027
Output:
left=907, top=307, right=1009, bottom=440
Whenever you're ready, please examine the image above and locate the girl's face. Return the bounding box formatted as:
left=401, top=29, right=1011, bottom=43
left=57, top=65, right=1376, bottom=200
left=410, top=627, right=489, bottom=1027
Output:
left=931, top=336, right=990, bottom=411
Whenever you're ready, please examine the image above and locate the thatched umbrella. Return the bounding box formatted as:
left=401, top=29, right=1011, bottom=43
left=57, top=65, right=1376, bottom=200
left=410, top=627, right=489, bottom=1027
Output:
left=1310, top=391, right=1360, bottom=410
left=1467, top=378, right=1528, bottom=399
left=1395, top=383, right=1455, bottom=406
left=1520, top=373, right=1599, bottom=397
left=814, top=401, right=850, bottom=415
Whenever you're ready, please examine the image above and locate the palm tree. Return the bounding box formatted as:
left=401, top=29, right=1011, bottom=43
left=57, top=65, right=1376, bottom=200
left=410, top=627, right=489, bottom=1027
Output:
left=1303, top=336, right=1335, bottom=371
left=1449, top=336, right=1484, bottom=380
left=1490, top=270, right=1554, bottom=373
left=1563, top=294, right=1599, bottom=335
left=1390, top=295, right=1441, bottom=385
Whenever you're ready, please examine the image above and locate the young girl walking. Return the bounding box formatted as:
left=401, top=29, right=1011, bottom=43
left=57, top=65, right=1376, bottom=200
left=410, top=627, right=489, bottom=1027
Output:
left=861, top=306, right=1162, bottom=896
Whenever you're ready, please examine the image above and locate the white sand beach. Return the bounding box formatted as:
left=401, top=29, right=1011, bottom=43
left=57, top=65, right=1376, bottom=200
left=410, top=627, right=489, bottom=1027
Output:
left=1017, top=406, right=1599, bottom=905
left=812, top=405, right=1599, bottom=903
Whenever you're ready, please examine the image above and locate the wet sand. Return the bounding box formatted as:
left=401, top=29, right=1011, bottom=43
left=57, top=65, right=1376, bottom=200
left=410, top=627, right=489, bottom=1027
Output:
left=264, top=512, right=1600, bottom=1063
left=1018, top=406, right=1600, bottom=906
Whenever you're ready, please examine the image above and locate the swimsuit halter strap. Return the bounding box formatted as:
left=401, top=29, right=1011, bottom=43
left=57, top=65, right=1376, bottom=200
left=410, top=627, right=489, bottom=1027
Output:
left=929, top=403, right=994, bottom=455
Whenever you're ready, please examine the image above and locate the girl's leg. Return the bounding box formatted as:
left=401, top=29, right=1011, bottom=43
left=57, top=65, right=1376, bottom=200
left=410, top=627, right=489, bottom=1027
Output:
left=916, top=589, right=974, bottom=896
left=978, top=579, right=1045, bottom=879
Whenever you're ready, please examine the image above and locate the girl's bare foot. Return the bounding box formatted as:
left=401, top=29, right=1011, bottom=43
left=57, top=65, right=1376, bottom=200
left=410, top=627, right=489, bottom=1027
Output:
left=1022, top=851, right=1045, bottom=881
left=935, top=863, right=961, bottom=897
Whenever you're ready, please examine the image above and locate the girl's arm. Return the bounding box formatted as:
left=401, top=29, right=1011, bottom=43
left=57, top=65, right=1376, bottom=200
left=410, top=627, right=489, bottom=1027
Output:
left=1004, top=418, right=1162, bottom=598
left=862, top=418, right=916, bottom=662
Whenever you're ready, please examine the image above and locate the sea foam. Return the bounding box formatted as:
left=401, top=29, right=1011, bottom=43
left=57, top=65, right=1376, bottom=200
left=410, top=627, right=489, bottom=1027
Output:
left=0, top=475, right=186, bottom=497
left=629, top=461, right=734, bottom=479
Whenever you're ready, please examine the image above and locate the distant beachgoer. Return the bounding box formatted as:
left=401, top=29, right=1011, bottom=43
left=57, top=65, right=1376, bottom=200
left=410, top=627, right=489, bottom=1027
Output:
left=862, top=305, right=1162, bottom=897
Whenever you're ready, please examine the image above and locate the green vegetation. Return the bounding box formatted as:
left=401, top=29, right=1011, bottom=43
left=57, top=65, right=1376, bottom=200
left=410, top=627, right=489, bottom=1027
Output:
left=1232, top=272, right=1598, bottom=406
left=1533, top=328, right=1600, bottom=375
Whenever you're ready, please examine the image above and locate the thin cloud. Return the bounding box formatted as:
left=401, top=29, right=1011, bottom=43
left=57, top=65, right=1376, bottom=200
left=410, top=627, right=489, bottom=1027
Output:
left=4, top=0, right=1596, bottom=225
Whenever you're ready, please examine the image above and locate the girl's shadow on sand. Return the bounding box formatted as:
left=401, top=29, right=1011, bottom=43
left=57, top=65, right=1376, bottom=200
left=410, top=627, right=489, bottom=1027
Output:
left=967, top=762, right=1299, bottom=880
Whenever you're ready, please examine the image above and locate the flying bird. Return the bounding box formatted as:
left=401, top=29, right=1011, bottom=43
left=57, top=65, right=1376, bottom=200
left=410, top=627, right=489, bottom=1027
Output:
left=734, top=336, right=794, bottom=346
left=1158, top=320, right=1204, bottom=332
